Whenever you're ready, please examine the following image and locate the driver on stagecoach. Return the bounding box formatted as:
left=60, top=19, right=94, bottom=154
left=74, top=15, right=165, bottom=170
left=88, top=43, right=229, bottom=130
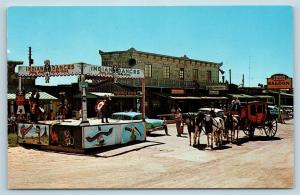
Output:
left=231, top=97, right=241, bottom=115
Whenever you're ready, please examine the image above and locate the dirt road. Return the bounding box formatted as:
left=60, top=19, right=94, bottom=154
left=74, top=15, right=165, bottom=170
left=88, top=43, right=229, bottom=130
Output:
left=8, top=120, right=294, bottom=189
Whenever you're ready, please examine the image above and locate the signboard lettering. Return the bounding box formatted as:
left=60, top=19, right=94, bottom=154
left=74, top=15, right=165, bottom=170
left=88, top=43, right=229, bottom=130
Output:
left=267, top=74, right=292, bottom=89
left=18, top=64, right=81, bottom=77
left=85, top=65, right=144, bottom=79
left=171, top=89, right=185, bottom=95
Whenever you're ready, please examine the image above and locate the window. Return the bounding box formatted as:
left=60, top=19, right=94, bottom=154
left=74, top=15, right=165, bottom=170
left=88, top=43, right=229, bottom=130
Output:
left=145, top=64, right=152, bottom=78
left=207, top=71, right=212, bottom=82
left=250, top=105, right=256, bottom=115
left=257, top=105, right=263, bottom=113
left=163, top=66, right=170, bottom=79
left=179, top=68, right=184, bottom=80
left=193, top=69, right=198, bottom=80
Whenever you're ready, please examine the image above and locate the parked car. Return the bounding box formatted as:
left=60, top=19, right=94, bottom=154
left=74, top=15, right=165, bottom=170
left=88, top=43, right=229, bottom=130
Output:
left=281, top=105, right=293, bottom=118
left=198, top=108, right=225, bottom=118
left=111, top=112, right=168, bottom=135
left=267, top=105, right=283, bottom=116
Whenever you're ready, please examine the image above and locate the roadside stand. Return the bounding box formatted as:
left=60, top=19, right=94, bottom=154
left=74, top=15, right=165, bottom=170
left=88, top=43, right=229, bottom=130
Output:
left=16, top=62, right=146, bottom=153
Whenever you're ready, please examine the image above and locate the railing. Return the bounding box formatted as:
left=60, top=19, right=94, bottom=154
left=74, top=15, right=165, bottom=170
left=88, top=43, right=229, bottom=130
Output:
left=119, top=78, right=227, bottom=89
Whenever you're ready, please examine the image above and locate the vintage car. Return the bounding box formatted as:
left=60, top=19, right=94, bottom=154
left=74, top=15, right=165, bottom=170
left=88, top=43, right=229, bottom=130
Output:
left=198, top=108, right=225, bottom=118
left=111, top=112, right=167, bottom=134
left=267, top=105, right=283, bottom=116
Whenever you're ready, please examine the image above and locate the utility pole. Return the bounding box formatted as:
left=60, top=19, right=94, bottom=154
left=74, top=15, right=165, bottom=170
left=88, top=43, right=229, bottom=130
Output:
left=28, top=47, right=34, bottom=66
left=229, top=69, right=231, bottom=84
left=248, top=56, right=251, bottom=87
left=242, top=74, right=245, bottom=87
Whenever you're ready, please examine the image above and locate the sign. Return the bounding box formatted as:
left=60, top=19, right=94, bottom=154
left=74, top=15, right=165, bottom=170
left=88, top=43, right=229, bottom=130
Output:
left=79, top=82, right=88, bottom=89
left=267, top=74, right=292, bottom=89
left=209, top=90, right=219, bottom=95
left=84, top=65, right=144, bottom=79
left=206, top=85, right=227, bottom=90
left=171, top=88, right=185, bottom=95
left=17, top=64, right=144, bottom=79
left=18, top=64, right=82, bottom=77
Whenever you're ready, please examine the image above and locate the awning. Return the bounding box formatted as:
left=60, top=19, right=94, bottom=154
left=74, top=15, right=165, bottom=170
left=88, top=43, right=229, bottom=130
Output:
left=90, top=92, right=114, bottom=97
left=268, top=91, right=294, bottom=97
left=7, top=92, right=58, bottom=100
left=73, top=92, right=141, bottom=99
left=169, top=96, right=228, bottom=100
left=228, top=94, right=256, bottom=99
left=254, top=95, right=274, bottom=99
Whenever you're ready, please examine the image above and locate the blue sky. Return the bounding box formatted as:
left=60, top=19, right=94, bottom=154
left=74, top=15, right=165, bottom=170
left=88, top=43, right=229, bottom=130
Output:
left=7, top=6, right=293, bottom=86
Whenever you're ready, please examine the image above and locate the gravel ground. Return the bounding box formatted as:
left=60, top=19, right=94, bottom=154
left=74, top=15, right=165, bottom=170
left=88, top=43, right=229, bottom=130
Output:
left=8, top=119, right=294, bottom=189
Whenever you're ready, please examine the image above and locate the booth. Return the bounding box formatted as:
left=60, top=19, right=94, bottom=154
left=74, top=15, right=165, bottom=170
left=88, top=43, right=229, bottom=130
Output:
left=16, top=63, right=146, bottom=153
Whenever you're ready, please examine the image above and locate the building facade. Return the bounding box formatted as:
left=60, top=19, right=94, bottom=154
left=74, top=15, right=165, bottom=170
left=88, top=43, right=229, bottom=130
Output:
left=99, top=48, right=227, bottom=116
left=99, top=47, right=223, bottom=89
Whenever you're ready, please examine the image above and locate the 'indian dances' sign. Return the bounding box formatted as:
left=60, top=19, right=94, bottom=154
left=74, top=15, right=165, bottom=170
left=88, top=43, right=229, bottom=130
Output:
left=17, top=64, right=144, bottom=79
left=84, top=65, right=144, bottom=79
left=18, top=64, right=82, bottom=77
left=267, top=74, right=292, bottom=89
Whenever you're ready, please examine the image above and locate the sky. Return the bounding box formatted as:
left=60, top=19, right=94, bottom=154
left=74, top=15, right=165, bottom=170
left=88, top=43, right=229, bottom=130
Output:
left=7, top=6, right=294, bottom=87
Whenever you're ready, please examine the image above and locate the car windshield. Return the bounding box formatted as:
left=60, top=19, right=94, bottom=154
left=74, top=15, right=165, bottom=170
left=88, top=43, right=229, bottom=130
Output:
left=133, top=114, right=142, bottom=120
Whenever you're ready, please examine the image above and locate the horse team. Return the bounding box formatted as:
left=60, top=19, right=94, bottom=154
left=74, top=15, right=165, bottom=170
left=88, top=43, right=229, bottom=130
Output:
left=185, top=110, right=240, bottom=149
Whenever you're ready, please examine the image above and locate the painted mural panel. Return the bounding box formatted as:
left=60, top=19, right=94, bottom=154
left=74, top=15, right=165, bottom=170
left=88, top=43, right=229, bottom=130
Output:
left=49, top=126, right=82, bottom=148
left=83, top=125, right=116, bottom=149
left=18, top=123, right=49, bottom=145
left=121, top=122, right=145, bottom=144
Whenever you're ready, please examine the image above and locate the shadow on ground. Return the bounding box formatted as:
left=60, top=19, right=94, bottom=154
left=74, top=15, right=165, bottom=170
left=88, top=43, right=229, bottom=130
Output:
left=234, top=135, right=282, bottom=146
left=87, top=140, right=165, bottom=158
left=192, top=143, right=232, bottom=151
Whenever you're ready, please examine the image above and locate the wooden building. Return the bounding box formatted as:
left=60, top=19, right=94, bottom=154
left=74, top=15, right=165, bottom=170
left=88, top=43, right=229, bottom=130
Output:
left=99, top=48, right=228, bottom=116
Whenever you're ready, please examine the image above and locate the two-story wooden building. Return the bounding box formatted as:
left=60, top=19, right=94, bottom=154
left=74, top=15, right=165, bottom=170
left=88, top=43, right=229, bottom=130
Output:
left=98, top=48, right=228, bottom=117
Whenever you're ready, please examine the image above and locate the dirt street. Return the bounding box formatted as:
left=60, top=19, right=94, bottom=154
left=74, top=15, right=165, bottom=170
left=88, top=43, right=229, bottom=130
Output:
left=8, top=120, right=294, bottom=189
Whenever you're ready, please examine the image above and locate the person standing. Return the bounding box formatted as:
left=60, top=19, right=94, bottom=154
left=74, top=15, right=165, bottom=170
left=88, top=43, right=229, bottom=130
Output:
left=174, top=109, right=182, bottom=137
left=95, top=99, right=104, bottom=119
left=101, top=96, right=111, bottom=123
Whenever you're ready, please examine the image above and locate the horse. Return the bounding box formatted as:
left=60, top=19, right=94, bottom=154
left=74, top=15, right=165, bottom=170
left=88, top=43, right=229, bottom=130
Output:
left=225, top=112, right=241, bottom=142
left=201, top=110, right=225, bottom=149
left=185, top=113, right=202, bottom=146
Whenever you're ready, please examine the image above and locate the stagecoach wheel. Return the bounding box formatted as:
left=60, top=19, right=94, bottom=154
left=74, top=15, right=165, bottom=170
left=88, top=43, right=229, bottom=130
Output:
left=264, top=118, right=278, bottom=137
left=243, top=124, right=254, bottom=138
left=242, top=127, right=250, bottom=136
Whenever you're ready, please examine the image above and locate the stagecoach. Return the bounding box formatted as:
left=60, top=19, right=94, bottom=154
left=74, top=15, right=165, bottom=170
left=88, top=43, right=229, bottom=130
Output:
left=231, top=101, right=278, bottom=138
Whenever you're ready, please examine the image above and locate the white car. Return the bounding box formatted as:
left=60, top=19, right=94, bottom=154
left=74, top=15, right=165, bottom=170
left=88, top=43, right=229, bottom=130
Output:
left=198, top=108, right=225, bottom=118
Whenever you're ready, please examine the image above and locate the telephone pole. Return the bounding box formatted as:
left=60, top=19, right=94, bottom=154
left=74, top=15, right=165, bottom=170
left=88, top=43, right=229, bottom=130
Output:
left=28, top=47, right=34, bottom=66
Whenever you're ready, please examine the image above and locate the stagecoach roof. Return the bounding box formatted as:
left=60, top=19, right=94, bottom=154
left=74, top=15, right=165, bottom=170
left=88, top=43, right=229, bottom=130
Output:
left=7, top=91, right=58, bottom=100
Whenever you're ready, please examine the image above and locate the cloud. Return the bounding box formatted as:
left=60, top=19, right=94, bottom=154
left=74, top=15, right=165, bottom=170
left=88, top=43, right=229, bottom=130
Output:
left=7, top=49, right=11, bottom=54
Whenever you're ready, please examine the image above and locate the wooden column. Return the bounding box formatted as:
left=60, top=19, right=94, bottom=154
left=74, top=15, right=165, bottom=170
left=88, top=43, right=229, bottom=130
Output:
left=141, top=79, right=146, bottom=122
